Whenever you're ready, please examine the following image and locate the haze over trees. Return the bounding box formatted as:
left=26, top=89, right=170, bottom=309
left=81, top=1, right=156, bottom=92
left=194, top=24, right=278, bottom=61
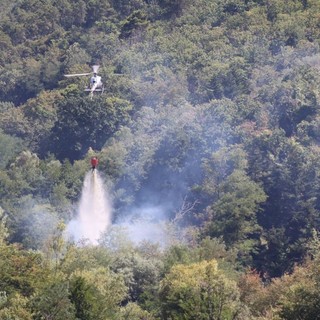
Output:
left=1, top=0, right=320, bottom=318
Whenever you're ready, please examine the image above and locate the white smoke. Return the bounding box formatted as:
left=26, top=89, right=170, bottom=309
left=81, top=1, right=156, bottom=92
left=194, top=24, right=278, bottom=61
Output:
left=119, top=220, right=170, bottom=246
left=67, top=170, right=112, bottom=245
left=111, top=206, right=174, bottom=247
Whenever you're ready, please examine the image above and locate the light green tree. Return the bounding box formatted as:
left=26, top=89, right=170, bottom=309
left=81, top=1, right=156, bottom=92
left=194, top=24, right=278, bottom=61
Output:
left=0, top=293, right=33, bottom=320
left=159, top=259, right=249, bottom=319
left=69, top=267, right=127, bottom=320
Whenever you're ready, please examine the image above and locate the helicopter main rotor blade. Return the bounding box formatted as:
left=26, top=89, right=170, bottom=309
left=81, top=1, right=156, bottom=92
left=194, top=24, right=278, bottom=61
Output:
left=64, top=73, right=92, bottom=77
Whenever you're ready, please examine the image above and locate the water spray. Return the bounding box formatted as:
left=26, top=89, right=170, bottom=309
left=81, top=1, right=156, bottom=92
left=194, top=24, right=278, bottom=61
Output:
left=68, top=170, right=112, bottom=245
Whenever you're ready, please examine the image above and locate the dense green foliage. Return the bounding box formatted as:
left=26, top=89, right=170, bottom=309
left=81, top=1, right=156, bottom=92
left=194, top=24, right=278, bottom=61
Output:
left=2, top=0, right=320, bottom=318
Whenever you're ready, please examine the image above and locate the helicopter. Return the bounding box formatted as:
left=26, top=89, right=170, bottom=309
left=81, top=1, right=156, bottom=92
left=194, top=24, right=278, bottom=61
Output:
left=64, top=65, right=104, bottom=99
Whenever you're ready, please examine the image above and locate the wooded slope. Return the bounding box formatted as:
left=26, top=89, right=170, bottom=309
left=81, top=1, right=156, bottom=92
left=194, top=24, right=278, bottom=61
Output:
left=1, top=0, right=320, bottom=318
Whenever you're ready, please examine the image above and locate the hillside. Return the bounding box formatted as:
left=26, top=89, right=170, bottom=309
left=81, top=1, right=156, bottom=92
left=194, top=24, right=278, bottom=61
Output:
left=1, top=0, right=320, bottom=318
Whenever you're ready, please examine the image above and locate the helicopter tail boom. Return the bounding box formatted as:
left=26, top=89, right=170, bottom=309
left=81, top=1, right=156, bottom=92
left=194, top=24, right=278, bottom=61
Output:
left=64, top=72, right=92, bottom=77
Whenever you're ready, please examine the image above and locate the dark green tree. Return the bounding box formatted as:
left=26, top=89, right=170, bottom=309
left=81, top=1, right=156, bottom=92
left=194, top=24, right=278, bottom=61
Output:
left=69, top=276, right=95, bottom=320
left=49, top=96, right=132, bottom=160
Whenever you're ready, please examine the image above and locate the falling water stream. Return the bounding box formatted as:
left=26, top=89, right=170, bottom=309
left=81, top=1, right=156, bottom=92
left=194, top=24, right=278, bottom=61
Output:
left=68, top=170, right=111, bottom=245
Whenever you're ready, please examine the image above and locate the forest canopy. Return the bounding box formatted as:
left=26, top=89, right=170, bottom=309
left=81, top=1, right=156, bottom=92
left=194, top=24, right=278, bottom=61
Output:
left=1, top=0, right=320, bottom=318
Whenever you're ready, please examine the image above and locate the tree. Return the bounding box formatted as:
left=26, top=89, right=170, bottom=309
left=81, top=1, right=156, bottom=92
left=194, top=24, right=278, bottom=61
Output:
left=0, top=293, right=33, bottom=320
left=119, top=10, right=149, bottom=40
left=0, top=242, right=49, bottom=297
left=198, top=145, right=266, bottom=258
left=207, top=170, right=266, bottom=245
left=0, top=130, right=24, bottom=169
left=279, top=282, right=320, bottom=320
left=30, top=281, right=76, bottom=320
left=277, top=231, right=320, bottom=319
left=246, top=130, right=320, bottom=276
left=159, top=259, right=247, bottom=319
left=49, top=96, right=132, bottom=160
left=69, top=276, right=96, bottom=320
left=118, top=302, right=156, bottom=320
left=69, top=267, right=127, bottom=319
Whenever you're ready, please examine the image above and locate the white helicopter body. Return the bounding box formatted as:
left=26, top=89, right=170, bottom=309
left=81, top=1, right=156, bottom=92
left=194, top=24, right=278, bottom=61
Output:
left=64, top=65, right=104, bottom=98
